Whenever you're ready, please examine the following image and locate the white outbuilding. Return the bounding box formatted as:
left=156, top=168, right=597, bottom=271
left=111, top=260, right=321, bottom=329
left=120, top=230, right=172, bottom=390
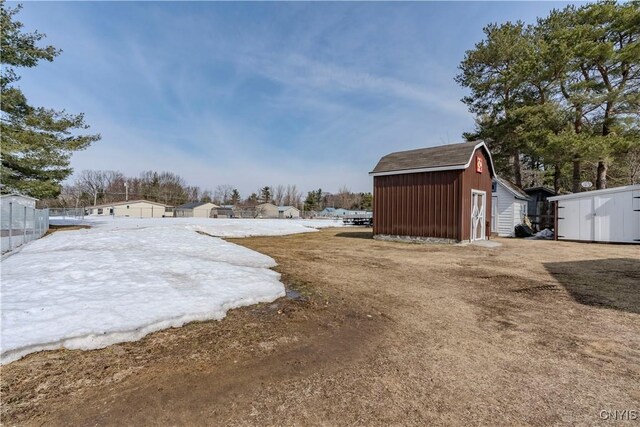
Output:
left=278, top=205, right=300, bottom=219
left=491, top=177, right=530, bottom=237
left=174, top=201, right=219, bottom=218
left=549, top=184, right=640, bottom=244
left=87, top=200, right=171, bottom=218
left=256, top=203, right=301, bottom=219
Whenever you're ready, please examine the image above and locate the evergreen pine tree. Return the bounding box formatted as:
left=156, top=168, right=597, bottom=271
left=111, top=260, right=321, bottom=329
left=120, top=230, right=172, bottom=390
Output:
left=1, top=2, right=100, bottom=198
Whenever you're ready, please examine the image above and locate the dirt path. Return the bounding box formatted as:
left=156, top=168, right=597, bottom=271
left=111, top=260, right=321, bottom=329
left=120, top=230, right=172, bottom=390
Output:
left=2, top=229, right=639, bottom=425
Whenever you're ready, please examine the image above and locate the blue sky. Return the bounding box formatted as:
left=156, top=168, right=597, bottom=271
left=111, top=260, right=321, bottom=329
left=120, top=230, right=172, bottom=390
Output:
left=13, top=1, right=582, bottom=195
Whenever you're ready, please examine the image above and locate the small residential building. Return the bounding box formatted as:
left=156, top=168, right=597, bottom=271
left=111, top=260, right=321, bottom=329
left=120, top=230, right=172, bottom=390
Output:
left=256, top=203, right=301, bottom=219
left=370, top=141, right=495, bottom=243
left=491, top=177, right=530, bottom=237
left=549, top=184, right=640, bottom=243
left=213, top=207, right=234, bottom=218
left=256, top=203, right=279, bottom=218
left=87, top=200, right=170, bottom=218
left=318, top=207, right=336, bottom=217
left=174, top=201, right=219, bottom=218
left=278, top=205, right=300, bottom=219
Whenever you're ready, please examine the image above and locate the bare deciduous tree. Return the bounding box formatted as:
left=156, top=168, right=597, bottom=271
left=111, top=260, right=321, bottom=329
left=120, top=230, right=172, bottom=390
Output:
left=214, top=184, right=234, bottom=204
left=77, top=170, right=123, bottom=206
left=273, top=184, right=285, bottom=206
left=283, top=184, right=301, bottom=208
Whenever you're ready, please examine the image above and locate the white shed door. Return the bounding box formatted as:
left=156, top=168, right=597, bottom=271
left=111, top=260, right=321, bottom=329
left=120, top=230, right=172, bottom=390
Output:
left=578, top=198, right=595, bottom=241
left=594, top=193, right=634, bottom=242
left=558, top=198, right=593, bottom=240
left=471, top=190, right=487, bottom=241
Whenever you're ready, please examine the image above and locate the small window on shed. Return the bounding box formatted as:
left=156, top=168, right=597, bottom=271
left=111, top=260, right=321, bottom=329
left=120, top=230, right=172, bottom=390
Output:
left=491, top=181, right=497, bottom=192
left=127, top=205, right=130, bottom=209
left=97, top=208, right=103, bottom=214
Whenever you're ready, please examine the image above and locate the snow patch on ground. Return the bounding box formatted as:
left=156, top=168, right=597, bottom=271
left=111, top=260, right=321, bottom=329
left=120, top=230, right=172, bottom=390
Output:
left=1, top=218, right=343, bottom=363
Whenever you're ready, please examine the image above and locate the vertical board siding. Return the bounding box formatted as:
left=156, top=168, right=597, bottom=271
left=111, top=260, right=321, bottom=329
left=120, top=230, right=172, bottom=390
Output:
left=373, top=170, right=462, bottom=240
left=373, top=147, right=493, bottom=242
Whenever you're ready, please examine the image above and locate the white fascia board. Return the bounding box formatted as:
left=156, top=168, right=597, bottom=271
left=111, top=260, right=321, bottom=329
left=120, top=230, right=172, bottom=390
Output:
left=470, top=142, right=497, bottom=177
left=548, top=184, right=640, bottom=201
left=495, top=177, right=530, bottom=200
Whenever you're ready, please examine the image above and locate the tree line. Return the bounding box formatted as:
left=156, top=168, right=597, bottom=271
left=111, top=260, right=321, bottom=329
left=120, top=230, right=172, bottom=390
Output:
left=457, top=1, right=639, bottom=193
left=41, top=169, right=373, bottom=211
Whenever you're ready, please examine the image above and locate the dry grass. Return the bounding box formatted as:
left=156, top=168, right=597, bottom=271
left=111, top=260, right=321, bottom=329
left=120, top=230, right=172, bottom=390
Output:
left=44, top=224, right=91, bottom=236
left=1, top=229, right=638, bottom=426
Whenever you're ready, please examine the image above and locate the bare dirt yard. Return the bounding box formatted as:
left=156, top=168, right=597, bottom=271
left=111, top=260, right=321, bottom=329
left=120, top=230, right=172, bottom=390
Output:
left=2, top=228, right=638, bottom=425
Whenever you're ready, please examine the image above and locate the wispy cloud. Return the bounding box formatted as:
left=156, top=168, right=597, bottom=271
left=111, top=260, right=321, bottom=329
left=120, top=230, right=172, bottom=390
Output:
left=14, top=1, right=572, bottom=194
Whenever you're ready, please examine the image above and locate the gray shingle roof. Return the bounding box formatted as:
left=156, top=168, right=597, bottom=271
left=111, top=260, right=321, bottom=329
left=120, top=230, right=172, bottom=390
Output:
left=495, top=177, right=529, bottom=200
left=371, top=141, right=491, bottom=175
left=176, top=201, right=206, bottom=209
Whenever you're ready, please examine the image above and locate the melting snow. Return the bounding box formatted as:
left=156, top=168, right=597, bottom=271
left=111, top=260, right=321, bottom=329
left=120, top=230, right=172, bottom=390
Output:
left=1, top=217, right=343, bottom=363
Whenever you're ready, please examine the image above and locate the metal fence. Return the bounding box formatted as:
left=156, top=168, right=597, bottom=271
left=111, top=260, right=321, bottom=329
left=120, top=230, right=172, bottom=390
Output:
left=48, top=207, right=85, bottom=219
left=1, top=203, right=50, bottom=254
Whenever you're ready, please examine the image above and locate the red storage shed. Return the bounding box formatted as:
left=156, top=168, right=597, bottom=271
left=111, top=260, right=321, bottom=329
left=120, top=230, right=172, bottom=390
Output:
left=370, top=141, right=495, bottom=243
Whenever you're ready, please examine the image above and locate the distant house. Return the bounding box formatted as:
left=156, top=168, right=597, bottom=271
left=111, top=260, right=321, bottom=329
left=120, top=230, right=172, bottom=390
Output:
left=213, top=207, right=234, bottom=218
left=318, top=207, right=336, bottom=217
left=174, top=201, right=219, bottom=218
left=0, top=193, right=38, bottom=209
left=87, top=200, right=170, bottom=218
left=278, top=206, right=300, bottom=219
left=491, top=177, right=530, bottom=237
left=256, top=203, right=279, bottom=218
left=256, top=203, right=300, bottom=219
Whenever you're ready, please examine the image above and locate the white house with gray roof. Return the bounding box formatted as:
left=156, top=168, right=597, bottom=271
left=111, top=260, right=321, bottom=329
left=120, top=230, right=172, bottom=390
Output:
left=174, top=201, right=219, bottom=218
left=87, top=200, right=171, bottom=218
left=256, top=203, right=300, bottom=219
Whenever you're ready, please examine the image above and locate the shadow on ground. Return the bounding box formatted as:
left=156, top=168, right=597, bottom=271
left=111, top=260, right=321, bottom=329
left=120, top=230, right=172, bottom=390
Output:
left=335, top=231, right=373, bottom=239
left=544, top=258, right=640, bottom=314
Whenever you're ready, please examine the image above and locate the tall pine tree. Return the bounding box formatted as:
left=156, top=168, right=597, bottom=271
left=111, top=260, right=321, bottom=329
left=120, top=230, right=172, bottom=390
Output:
left=1, top=2, right=100, bottom=198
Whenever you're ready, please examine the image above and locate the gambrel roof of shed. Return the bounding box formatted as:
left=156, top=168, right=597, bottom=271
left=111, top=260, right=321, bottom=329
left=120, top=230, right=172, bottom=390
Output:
left=370, top=141, right=495, bottom=177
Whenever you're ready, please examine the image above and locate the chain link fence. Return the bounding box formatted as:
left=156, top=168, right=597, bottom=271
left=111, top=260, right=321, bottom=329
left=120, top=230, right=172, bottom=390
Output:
left=48, top=207, right=86, bottom=219
left=1, top=203, right=50, bottom=254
